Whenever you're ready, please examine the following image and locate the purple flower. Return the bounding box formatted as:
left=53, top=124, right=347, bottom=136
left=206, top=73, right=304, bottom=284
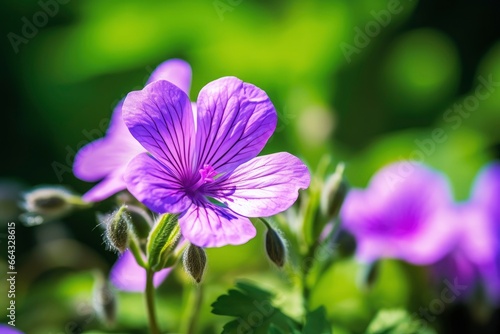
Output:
left=73, top=59, right=192, bottom=202
left=434, top=163, right=500, bottom=302
left=110, top=250, right=171, bottom=292
left=470, top=162, right=500, bottom=222
left=0, top=325, right=23, bottom=334
left=340, top=162, right=457, bottom=265
left=122, top=77, right=310, bottom=247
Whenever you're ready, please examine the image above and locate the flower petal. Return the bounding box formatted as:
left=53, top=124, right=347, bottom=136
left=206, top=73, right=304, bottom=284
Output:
left=82, top=169, right=127, bottom=202
left=471, top=162, right=500, bottom=219
left=146, top=59, right=192, bottom=95
left=194, top=77, right=277, bottom=173
left=0, top=324, right=24, bottom=334
left=110, top=250, right=171, bottom=292
left=352, top=209, right=457, bottom=265
left=208, top=152, right=310, bottom=217
left=125, top=153, right=191, bottom=213
left=457, top=204, right=498, bottom=264
left=340, top=162, right=456, bottom=265
left=179, top=202, right=256, bottom=247
left=73, top=102, right=144, bottom=182
left=123, top=80, right=196, bottom=179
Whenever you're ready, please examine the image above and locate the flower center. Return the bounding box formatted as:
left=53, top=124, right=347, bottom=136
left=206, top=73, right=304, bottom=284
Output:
left=199, top=164, right=217, bottom=184
left=186, top=164, right=218, bottom=197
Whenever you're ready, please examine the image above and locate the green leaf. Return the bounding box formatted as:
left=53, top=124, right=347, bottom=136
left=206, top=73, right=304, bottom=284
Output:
left=310, top=258, right=410, bottom=332
left=146, top=213, right=180, bottom=271
left=269, top=324, right=289, bottom=334
left=303, top=306, right=331, bottom=334
left=211, top=281, right=300, bottom=334
left=366, top=309, right=437, bottom=334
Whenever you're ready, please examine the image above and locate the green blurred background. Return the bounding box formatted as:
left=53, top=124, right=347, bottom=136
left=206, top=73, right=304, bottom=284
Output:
left=1, top=0, right=500, bottom=333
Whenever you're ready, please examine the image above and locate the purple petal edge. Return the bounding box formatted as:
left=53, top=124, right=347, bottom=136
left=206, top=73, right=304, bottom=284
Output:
left=110, top=250, right=171, bottom=292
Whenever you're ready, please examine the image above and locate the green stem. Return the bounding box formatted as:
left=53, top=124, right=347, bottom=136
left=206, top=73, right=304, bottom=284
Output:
left=301, top=245, right=315, bottom=313
left=145, top=269, right=161, bottom=334
left=186, top=284, right=203, bottom=334
left=128, top=237, right=147, bottom=268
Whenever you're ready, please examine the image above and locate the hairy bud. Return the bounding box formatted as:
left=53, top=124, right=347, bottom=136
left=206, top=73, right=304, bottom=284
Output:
left=103, top=205, right=130, bottom=253
left=320, top=163, right=348, bottom=221
left=183, top=244, right=207, bottom=283
left=20, top=185, right=90, bottom=226
left=265, top=227, right=286, bottom=267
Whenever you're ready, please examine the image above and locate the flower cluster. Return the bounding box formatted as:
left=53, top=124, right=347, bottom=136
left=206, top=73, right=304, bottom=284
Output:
left=341, top=161, right=500, bottom=303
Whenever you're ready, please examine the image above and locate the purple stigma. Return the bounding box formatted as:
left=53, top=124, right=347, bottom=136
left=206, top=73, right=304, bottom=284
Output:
left=199, top=165, right=217, bottom=184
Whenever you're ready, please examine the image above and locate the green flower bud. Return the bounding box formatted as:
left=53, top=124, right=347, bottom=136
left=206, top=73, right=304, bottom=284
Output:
left=320, top=163, right=348, bottom=221
left=103, top=205, right=130, bottom=253
left=183, top=243, right=207, bottom=283
left=265, top=227, right=286, bottom=267
left=20, top=185, right=90, bottom=226
left=147, top=214, right=180, bottom=271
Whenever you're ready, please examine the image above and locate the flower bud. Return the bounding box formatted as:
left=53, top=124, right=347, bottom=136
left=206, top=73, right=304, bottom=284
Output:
left=20, top=185, right=90, bottom=226
left=147, top=214, right=180, bottom=271
left=265, top=227, right=286, bottom=267
left=320, top=163, right=348, bottom=221
left=103, top=205, right=130, bottom=253
left=183, top=243, right=207, bottom=283
left=93, top=273, right=116, bottom=327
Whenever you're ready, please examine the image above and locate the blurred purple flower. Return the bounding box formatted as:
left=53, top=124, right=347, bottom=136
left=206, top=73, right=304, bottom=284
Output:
left=110, top=250, right=171, bottom=292
left=434, top=163, right=500, bottom=302
left=340, top=162, right=457, bottom=265
left=122, top=77, right=310, bottom=247
left=73, top=59, right=192, bottom=202
left=0, top=325, right=23, bottom=334
left=470, top=162, right=500, bottom=222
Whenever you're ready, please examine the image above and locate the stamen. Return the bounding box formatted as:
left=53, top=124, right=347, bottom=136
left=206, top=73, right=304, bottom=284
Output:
left=199, top=165, right=217, bottom=184
left=189, top=165, right=219, bottom=194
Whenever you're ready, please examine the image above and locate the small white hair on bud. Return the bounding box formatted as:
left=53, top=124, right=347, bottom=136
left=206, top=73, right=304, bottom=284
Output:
left=102, top=206, right=130, bottom=253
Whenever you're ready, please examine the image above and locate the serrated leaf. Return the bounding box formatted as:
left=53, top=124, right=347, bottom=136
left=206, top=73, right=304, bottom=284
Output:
left=303, top=306, right=331, bottom=334
left=221, top=320, right=244, bottom=334
left=146, top=213, right=180, bottom=271
left=366, top=309, right=437, bottom=334
left=212, top=281, right=300, bottom=334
